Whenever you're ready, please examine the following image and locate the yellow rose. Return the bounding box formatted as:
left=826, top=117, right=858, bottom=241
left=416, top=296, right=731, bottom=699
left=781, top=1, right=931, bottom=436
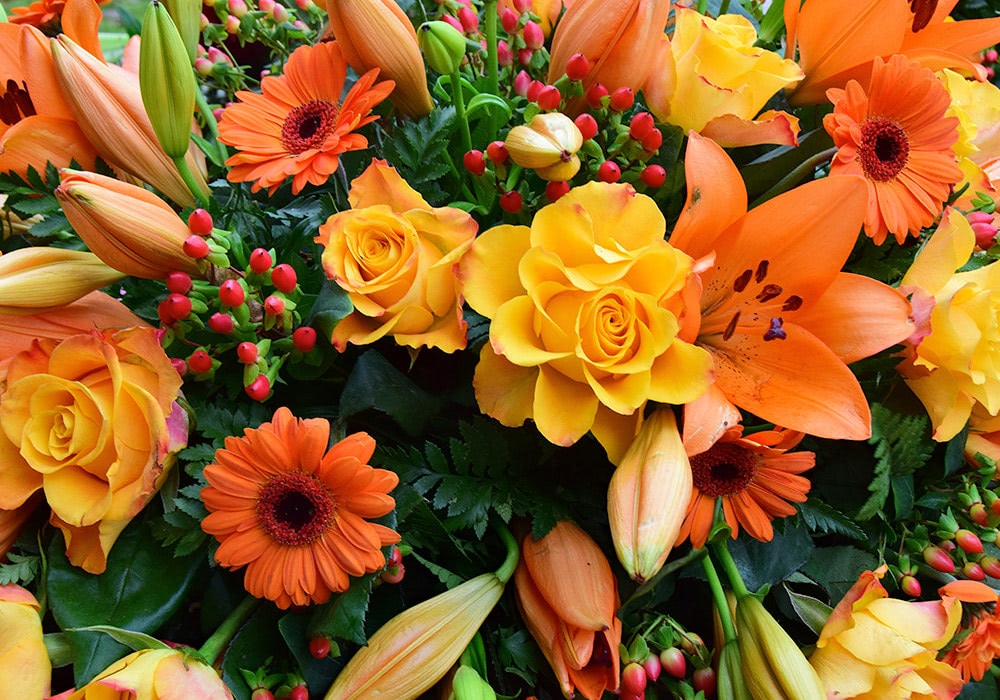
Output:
left=65, top=648, right=233, bottom=699
left=898, top=208, right=1000, bottom=441
left=315, top=160, right=477, bottom=352
left=645, top=9, right=803, bottom=147
left=459, top=182, right=712, bottom=462
left=809, top=566, right=964, bottom=699
left=0, top=584, right=50, bottom=699
left=0, top=327, right=187, bottom=574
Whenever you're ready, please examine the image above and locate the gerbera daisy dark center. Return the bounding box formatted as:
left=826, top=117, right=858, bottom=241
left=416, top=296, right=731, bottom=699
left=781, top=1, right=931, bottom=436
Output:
left=858, top=118, right=910, bottom=182
left=281, top=100, right=339, bottom=154
left=257, top=472, right=335, bottom=546
left=691, top=443, right=759, bottom=497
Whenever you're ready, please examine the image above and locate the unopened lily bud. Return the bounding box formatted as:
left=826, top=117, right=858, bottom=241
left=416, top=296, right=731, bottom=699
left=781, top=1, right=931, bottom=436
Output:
left=418, top=21, right=467, bottom=75
left=717, top=639, right=753, bottom=700
left=504, top=112, right=583, bottom=181
left=736, top=595, right=826, bottom=700
left=608, top=407, right=691, bottom=582
left=56, top=169, right=203, bottom=279
left=164, top=0, right=202, bottom=60
left=140, top=0, right=198, bottom=159
left=0, top=248, right=124, bottom=314
left=449, top=665, right=497, bottom=700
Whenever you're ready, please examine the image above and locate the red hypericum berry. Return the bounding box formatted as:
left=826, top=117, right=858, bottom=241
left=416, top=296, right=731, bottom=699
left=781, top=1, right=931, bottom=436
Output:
left=574, top=113, right=598, bottom=141
left=659, top=647, right=686, bottom=679
left=956, top=529, right=984, bottom=554
left=970, top=502, right=988, bottom=526
left=237, top=342, right=259, bottom=364
left=208, top=312, right=235, bottom=334
left=309, top=635, right=332, bottom=659
left=964, top=561, right=987, bottom=581
left=941, top=539, right=957, bottom=552
left=609, top=86, right=635, bottom=111
left=679, top=633, right=704, bottom=656
left=512, top=0, right=530, bottom=11
left=899, top=574, right=922, bottom=597
left=923, top=545, right=957, bottom=573
left=458, top=6, right=479, bottom=32
left=517, top=47, right=534, bottom=66
left=463, top=149, right=487, bottom=176
left=585, top=83, right=608, bottom=108
left=619, top=693, right=642, bottom=700
left=187, top=349, right=213, bottom=374
left=387, top=545, right=402, bottom=568
left=499, top=7, right=518, bottom=33
left=629, top=111, right=655, bottom=141
left=692, top=667, right=717, bottom=696
left=380, top=560, right=405, bottom=584
left=641, top=128, right=663, bottom=152
left=183, top=234, right=210, bottom=259
left=165, top=271, right=192, bottom=295
left=170, top=357, right=187, bottom=376
left=499, top=190, right=523, bottom=214
left=292, top=326, right=317, bottom=352
left=288, top=685, right=308, bottom=700
left=980, top=555, right=1000, bottom=578
left=526, top=79, right=544, bottom=103
left=249, top=248, right=273, bottom=273
left=219, top=279, right=246, bottom=307
left=986, top=48, right=999, bottom=63
left=545, top=181, right=570, bottom=201
left=597, top=161, right=621, bottom=183
left=441, top=12, right=463, bottom=32
left=187, top=208, right=214, bottom=236
left=522, top=19, right=543, bottom=49
left=642, top=653, right=662, bottom=682
left=536, top=85, right=561, bottom=111
left=486, top=140, right=509, bottom=164
left=991, top=499, right=1000, bottom=517
left=164, top=293, right=192, bottom=320
left=565, top=52, right=590, bottom=81
left=513, top=69, right=532, bottom=96
left=245, top=375, right=271, bottom=401
left=497, top=39, right=513, bottom=66
left=250, top=690, right=275, bottom=700
left=271, top=263, right=297, bottom=293
left=640, top=164, right=667, bottom=188
left=621, top=663, right=647, bottom=694
left=264, top=295, right=285, bottom=316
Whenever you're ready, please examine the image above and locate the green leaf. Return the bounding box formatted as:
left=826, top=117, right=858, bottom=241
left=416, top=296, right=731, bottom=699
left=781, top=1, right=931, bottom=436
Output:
left=797, top=498, right=866, bottom=541
left=44, top=632, right=75, bottom=669
left=855, top=403, right=931, bottom=521
left=891, top=474, right=915, bottom=520
left=0, top=550, right=41, bottom=586
left=221, top=605, right=284, bottom=700
left=802, top=546, right=880, bottom=603
left=307, top=576, right=374, bottom=646
left=66, top=626, right=171, bottom=651
left=47, top=515, right=205, bottom=686
left=783, top=585, right=833, bottom=636
left=278, top=612, right=343, bottom=693
left=409, top=549, right=466, bottom=588
left=306, top=278, right=353, bottom=342
left=339, top=350, right=444, bottom=435
left=726, top=520, right=815, bottom=592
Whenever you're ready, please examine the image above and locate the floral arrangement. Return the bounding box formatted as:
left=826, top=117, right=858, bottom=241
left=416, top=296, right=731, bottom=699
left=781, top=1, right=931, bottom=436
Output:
left=6, top=0, right=1000, bottom=697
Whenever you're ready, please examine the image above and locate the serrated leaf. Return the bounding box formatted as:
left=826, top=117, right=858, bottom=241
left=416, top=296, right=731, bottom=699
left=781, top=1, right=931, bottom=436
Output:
left=307, top=576, right=374, bottom=645
left=409, top=550, right=465, bottom=588
left=0, top=551, right=41, bottom=586
left=797, top=498, right=865, bottom=541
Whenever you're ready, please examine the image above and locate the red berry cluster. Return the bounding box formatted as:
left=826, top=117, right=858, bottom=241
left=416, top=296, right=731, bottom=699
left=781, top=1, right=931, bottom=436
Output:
left=621, top=628, right=717, bottom=699
left=496, top=0, right=546, bottom=69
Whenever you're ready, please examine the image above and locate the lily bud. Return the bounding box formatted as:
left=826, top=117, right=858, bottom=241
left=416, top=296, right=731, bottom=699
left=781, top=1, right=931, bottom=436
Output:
left=164, top=0, right=202, bottom=60
left=326, top=0, right=434, bottom=117
left=418, top=21, right=466, bottom=75
left=140, top=0, right=198, bottom=159
left=56, top=169, right=203, bottom=279
left=735, top=595, right=826, bottom=700
left=49, top=34, right=209, bottom=207
left=0, top=248, right=124, bottom=314
left=717, top=639, right=753, bottom=700
left=504, top=113, right=583, bottom=181
left=449, top=665, right=497, bottom=700
left=608, top=408, right=691, bottom=582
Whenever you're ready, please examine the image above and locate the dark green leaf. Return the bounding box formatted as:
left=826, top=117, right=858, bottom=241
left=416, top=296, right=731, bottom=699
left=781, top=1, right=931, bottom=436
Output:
left=307, top=576, right=374, bottom=646
left=797, top=498, right=866, bottom=541
left=891, top=474, right=915, bottom=520
left=66, top=626, right=170, bottom=651
left=802, top=546, right=880, bottom=603
left=339, top=350, right=443, bottom=435
left=306, top=279, right=353, bottom=341
left=725, top=520, right=815, bottom=592
left=221, top=605, right=285, bottom=700
left=783, top=585, right=832, bottom=636
left=278, top=612, right=343, bottom=693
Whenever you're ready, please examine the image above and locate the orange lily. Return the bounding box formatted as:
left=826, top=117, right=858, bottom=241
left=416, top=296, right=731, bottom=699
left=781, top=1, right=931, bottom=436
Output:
left=785, top=0, right=1000, bottom=106
left=670, top=133, right=914, bottom=441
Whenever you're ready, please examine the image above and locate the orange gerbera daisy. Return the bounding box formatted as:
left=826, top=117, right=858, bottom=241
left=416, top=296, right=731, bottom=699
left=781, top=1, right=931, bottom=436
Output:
left=217, top=41, right=394, bottom=195
left=677, top=426, right=815, bottom=549
left=200, top=407, right=400, bottom=609
left=938, top=581, right=1000, bottom=682
left=824, top=53, right=961, bottom=245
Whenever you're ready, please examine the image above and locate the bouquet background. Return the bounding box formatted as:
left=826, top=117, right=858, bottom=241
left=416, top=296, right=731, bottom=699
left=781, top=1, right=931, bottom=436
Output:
left=4, top=0, right=1000, bottom=698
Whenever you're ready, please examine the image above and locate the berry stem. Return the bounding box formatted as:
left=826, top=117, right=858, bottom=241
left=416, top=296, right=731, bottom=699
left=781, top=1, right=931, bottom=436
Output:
left=198, top=595, right=262, bottom=665
left=711, top=540, right=751, bottom=598
left=702, top=551, right=738, bottom=644
left=449, top=68, right=474, bottom=155
left=172, top=155, right=212, bottom=208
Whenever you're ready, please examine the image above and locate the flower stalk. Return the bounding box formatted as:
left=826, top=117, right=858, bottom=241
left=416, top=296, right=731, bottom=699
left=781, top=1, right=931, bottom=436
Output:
left=197, top=595, right=261, bottom=665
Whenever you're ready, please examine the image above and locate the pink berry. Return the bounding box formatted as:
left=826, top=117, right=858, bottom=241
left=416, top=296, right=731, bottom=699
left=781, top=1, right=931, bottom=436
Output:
left=956, top=529, right=984, bottom=554
left=513, top=70, right=532, bottom=96
left=980, top=555, right=1000, bottom=578
left=292, top=326, right=317, bottom=352
left=585, top=83, right=608, bottom=108
left=497, top=39, right=513, bottom=66
left=264, top=295, right=285, bottom=316
left=609, top=86, right=635, bottom=111
left=380, top=560, right=405, bottom=584
left=660, top=647, right=686, bottom=679
left=271, top=264, right=297, bottom=293
left=574, top=113, right=598, bottom=141
left=986, top=48, right=999, bottom=63
left=187, top=208, right=214, bottom=236
left=522, top=20, right=543, bottom=49
left=219, top=279, right=246, bottom=307
left=499, top=7, right=518, bottom=33
left=641, top=128, right=663, bottom=152
left=692, top=667, right=716, bottom=696
left=899, top=574, right=922, bottom=597
left=640, top=164, right=667, bottom=188
left=964, top=561, right=987, bottom=581
left=236, top=342, right=259, bottom=364
left=642, top=653, right=662, bottom=682
left=621, top=663, right=647, bottom=694
left=923, top=545, right=956, bottom=573
left=597, top=161, right=621, bottom=183
left=288, top=685, right=308, bottom=700
left=251, top=689, right=274, bottom=700
left=536, top=85, right=561, bottom=111
left=187, top=349, right=213, bottom=373
left=458, top=6, right=479, bottom=33
left=526, top=79, right=544, bottom=103
left=208, top=312, right=235, bottom=334
left=183, top=234, right=210, bottom=259
left=463, top=150, right=487, bottom=176
left=517, top=47, right=533, bottom=66
left=441, top=13, right=463, bottom=32
left=629, top=112, right=655, bottom=141
left=249, top=248, right=273, bottom=274
left=164, top=293, right=192, bottom=320
left=170, top=357, right=187, bottom=376
left=512, top=0, right=530, bottom=11
left=245, top=375, right=270, bottom=401
left=486, top=141, right=509, bottom=164
left=565, top=53, right=590, bottom=81
left=165, top=271, right=192, bottom=295
left=499, top=190, right=523, bottom=214
left=545, top=181, right=570, bottom=201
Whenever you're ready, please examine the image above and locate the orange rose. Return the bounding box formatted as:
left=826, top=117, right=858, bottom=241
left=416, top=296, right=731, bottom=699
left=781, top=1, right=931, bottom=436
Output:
left=315, top=160, right=477, bottom=352
left=64, top=648, right=232, bottom=699
left=0, top=584, right=50, bottom=699
left=0, top=327, right=187, bottom=573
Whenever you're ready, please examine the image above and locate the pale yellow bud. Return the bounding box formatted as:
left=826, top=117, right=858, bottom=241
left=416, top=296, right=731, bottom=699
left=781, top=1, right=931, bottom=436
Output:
left=0, top=248, right=124, bottom=314
left=504, top=113, right=583, bottom=180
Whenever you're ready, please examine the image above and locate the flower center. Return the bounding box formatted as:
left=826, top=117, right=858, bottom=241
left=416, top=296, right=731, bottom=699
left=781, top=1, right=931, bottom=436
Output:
left=858, top=117, right=910, bottom=182
left=691, top=443, right=760, bottom=497
left=256, top=472, right=335, bottom=546
left=280, top=99, right=339, bottom=154
left=0, top=79, right=36, bottom=127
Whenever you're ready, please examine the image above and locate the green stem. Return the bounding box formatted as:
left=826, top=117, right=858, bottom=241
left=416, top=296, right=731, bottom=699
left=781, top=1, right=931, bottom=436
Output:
left=749, top=147, right=837, bottom=208
left=622, top=546, right=706, bottom=609
left=194, top=88, right=229, bottom=166
left=198, top=595, right=261, bottom=665
left=720, top=0, right=731, bottom=14
left=173, top=155, right=211, bottom=208
left=702, top=551, right=738, bottom=644
left=483, top=0, right=499, bottom=98
left=493, top=520, right=519, bottom=584
left=449, top=70, right=473, bottom=155
left=711, top=540, right=750, bottom=598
